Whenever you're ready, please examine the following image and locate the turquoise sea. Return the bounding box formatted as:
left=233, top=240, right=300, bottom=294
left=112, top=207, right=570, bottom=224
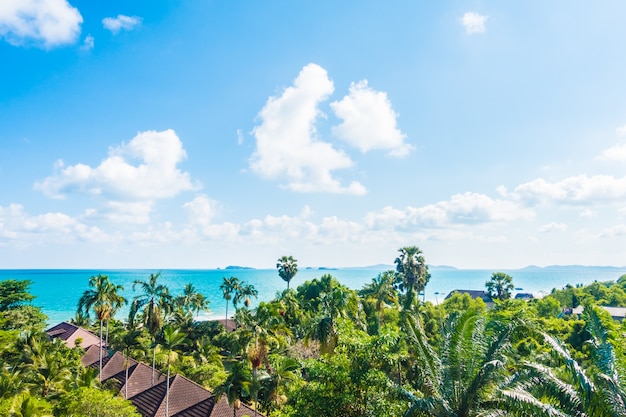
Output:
left=1, top=266, right=626, bottom=325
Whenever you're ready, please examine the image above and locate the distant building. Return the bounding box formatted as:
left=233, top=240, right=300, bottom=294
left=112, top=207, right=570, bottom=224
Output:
left=47, top=322, right=261, bottom=417
left=445, top=290, right=494, bottom=306
left=514, top=293, right=534, bottom=300
left=570, top=306, right=626, bottom=322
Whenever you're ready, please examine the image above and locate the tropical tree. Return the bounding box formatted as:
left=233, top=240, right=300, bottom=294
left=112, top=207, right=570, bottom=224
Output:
left=113, top=329, right=143, bottom=399
left=220, top=277, right=240, bottom=322
left=175, top=283, right=209, bottom=317
left=131, top=272, right=171, bottom=386
left=77, top=274, right=126, bottom=381
left=277, top=256, right=298, bottom=290
left=215, top=360, right=252, bottom=417
left=486, top=272, right=515, bottom=301
left=359, top=271, right=398, bottom=331
left=394, top=246, right=429, bottom=310
left=397, top=310, right=559, bottom=417
left=259, top=356, right=300, bottom=414
left=160, top=325, right=187, bottom=417
left=235, top=283, right=259, bottom=309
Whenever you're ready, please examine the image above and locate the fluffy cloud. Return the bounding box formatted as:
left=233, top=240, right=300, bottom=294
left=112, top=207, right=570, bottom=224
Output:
left=462, top=12, right=488, bottom=35
left=538, top=222, right=568, bottom=233
left=0, top=0, right=82, bottom=47
left=102, top=15, right=142, bottom=34
left=598, top=144, right=626, bottom=162
left=35, top=129, right=198, bottom=200
left=331, top=80, right=412, bottom=157
left=0, top=203, right=108, bottom=244
left=513, top=175, right=626, bottom=205
left=366, top=192, right=532, bottom=230
left=81, top=34, right=94, bottom=51
left=617, top=125, right=626, bottom=137
left=250, top=63, right=366, bottom=195
left=183, top=195, right=220, bottom=226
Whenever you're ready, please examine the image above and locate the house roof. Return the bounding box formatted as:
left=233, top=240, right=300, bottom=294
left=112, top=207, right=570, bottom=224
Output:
left=46, top=321, right=102, bottom=349
left=47, top=322, right=264, bottom=417
left=571, top=305, right=626, bottom=321
left=213, top=319, right=237, bottom=332
left=445, top=290, right=493, bottom=303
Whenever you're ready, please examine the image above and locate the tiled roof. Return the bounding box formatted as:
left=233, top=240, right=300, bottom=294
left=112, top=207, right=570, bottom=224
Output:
left=47, top=322, right=264, bottom=417
left=46, top=321, right=102, bottom=349
left=213, top=319, right=237, bottom=332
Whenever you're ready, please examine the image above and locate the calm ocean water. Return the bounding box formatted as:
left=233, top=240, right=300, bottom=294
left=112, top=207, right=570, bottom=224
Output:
left=1, top=266, right=625, bottom=325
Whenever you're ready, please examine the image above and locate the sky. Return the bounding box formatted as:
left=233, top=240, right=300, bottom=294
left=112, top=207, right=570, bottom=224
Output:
left=1, top=1, right=626, bottom=269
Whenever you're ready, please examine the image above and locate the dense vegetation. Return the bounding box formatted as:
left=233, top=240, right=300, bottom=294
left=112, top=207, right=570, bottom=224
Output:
left=1, top=248, right=625, bottom=416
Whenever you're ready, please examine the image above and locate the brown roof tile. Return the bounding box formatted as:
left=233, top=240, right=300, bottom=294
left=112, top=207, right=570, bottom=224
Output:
left=46, top=321, right=102, bottom=349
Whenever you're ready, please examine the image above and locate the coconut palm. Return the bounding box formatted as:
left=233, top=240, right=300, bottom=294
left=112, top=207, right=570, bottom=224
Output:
left=277, top=256, right=298, bottom=290
left=220, top=277, right=241, bottom=322
left=131, top=272, right=172, bottom=386
left=77, top=274, right=126, bottom=381
left=260, top=356, right=300, bottom=414
left=175, top=283, right=209, bottom=317
left=397, top=310, right=561, bottom=417
left=235, top=283, right=259, bottom=309
left=359, top=270, right=398, bottom=331
left=160, top=325, right=187, bottom=417
left=113, top=329, right=143, bottom=399
left=215, top=360, right=252, bottom=417
left=485, top=272, right=515, bottom=301
left=394, top=246, right=429, bottom=310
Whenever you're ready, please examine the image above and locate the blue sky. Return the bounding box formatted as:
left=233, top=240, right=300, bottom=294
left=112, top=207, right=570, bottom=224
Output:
left=1, top=1, right=626, bottom=269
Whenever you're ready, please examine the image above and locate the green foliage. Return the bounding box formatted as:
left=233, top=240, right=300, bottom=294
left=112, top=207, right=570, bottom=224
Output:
left=57, top=387, right=140, bottom=416
left=534, top=296, right=561, bottom=318
left=277, top=256, right=298, bottom=290
left=0, top=280, right=35, bottom=311
left=441, top=291, right=486, bottom=315
left=485, top=271, right=515, bottom=300
left=0, top=394, right=53, bottom=417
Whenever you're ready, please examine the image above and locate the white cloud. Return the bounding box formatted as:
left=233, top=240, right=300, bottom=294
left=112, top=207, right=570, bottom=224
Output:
left=183, top=195, right=220, bottom=226
left=513, top=175, right=626, bottom=206
left=598, top=143, right=626, bottom=162
left=102, top=15, right=142, bottom=34
left=250, top=63, right=366, bottom=195
left=538, top=222, right=568, bottom=233
left=462, top=12, right=488, bottom=35
left=617, top=125, right=626, bottom=137
left=35, top=129, right=199, bottom=200
left=81, top=34, right=93, bottom=51
left=0, top=0, right=82, bottom=47
left=366, top=192, right=532, bottom=230
left=580, top=208, right=594, bottom=218
left=599, top=224, right=626, bottom=237
left=330, top=80, right=412, bottom=157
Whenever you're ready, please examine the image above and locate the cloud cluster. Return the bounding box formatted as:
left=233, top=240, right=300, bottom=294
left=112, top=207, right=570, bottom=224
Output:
left=251, top=63, right=411, bottom=194
left=36, top=129, right=197, bottom=201
left=102, top=14, right=142, bottom=34
left=250, top=63, right=366, bottom=195
left=0, top=0, right=82, bottom=47
left=462, top=12, right=488, bottom=35
left=331, top=80, right=412, bottom=156
left=512, top=175, right=626, bottom=205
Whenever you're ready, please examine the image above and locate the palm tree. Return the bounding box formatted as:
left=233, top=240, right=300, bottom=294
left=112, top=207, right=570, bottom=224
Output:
left=220, top=277, right=240, bottom=322
left=394, top=246, right=429, bottom=310
left=485, top=272, right=515, bottom=301
left=77, top=274, right=126, bottom=381
left=359, top=270, right=398, bottom=331
left=160, top=325, right=187, bottom=417
left=215, top=360, right=252, bottom=417
left=235, top=283, right=259, bottom=309
left=176, top=283, right=209, bottom=317
left=397, top=310, right=558, bottom=417
left=277, top=256, right=298, bottom=290
left=114, top=329, right=143, bottom=399
left=131, top=272, right=171, bottom=386
left=261, top=356, right=300, bottom=414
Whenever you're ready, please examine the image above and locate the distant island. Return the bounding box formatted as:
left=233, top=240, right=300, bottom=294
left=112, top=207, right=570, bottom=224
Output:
left=224, top=265, right=256, bottom=270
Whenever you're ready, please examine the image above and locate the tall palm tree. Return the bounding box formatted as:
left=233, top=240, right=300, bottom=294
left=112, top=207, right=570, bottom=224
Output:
left=359, top=270, right=398, bottom=330
left=114, top=329, right=143, bottom=399
left=215, top=360, right=252, bottom=417
left=394, top=246, right=429, bottom=310
left=176, top=283, right=209, bottom=317
left=235, top=283, right=259, bottom=309
left=485, top=272, right=515, bottom=301
left=277, top=256, right=298, bottom=290
left=131, top=272, right=171, bottom=386
left=220, top=277, right=240, bottom=322
left=261, top=356, right=300, bottom=414
left=160, top=325, right=187, bottom=417
left=77, top=274, right=126, bottom=381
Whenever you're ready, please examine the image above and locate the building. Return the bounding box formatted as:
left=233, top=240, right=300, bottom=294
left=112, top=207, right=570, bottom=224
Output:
left=445, top=290, right=494, bottom=306
left=47, top=322, right=260, bottom=417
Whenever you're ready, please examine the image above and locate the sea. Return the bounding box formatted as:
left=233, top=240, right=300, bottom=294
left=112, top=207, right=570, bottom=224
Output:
left=1, top=266, right=625, bottom=326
